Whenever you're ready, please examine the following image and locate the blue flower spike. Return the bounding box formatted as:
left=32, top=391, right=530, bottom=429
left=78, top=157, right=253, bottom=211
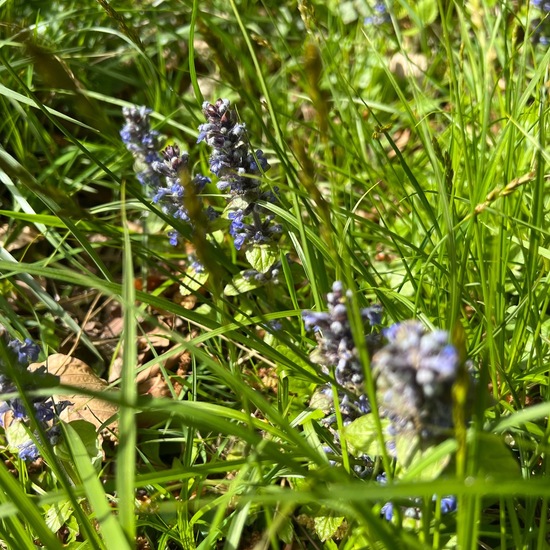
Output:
left=0, top=329, right=69, bottom=462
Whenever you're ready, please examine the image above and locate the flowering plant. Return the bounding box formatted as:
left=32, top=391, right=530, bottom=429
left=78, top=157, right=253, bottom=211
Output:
left=121, top=99, right=283, bottom=293
left=0, top=331, right=69, bottom=461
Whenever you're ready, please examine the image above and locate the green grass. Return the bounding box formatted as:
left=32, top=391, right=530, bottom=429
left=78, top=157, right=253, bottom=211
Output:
left=0, top=0, right=549, bottom=548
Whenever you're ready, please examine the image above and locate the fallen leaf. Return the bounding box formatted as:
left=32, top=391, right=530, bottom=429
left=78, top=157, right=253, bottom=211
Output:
left=137, top=373, right=171, bottom=398
left=29, top=354, right=118, bottom=435
left=0, top=224, right=40, bottom=251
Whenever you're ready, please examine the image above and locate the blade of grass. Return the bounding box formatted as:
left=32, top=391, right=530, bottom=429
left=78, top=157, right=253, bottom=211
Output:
left=62, top=422, right=130, bottom=549
left=0, top=461, right=64, bottom=549
left=116, top=181, right=138, bottom=542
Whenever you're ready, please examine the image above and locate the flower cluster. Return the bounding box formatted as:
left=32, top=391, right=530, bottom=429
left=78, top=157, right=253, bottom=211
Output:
left=303, top=283, right=462, bottom=518
left=364, top=2, right=390, bottom=26
left=531, top=1, right=550, bottom=46
left=302, top=281, right=382, bottom=401
left=242, top=260, right=282, bottom=285
left=378, top=473, right=457, bottom=521
left=198, top=99, right=282, bottom=251
left=303, top=282, right=383, bottom=477
left=0, top=331, right=69, bottom=461
left=198, top=99, right=268, bottom=199
left=121, top=107, right=213, bottom=246
left=372, top=320, right=459, bottom=440
left=121, top=100, right=281, bottom=256
left=316, top=383, right=374, bottom=478
left=120, top=106, right=162, bottom=187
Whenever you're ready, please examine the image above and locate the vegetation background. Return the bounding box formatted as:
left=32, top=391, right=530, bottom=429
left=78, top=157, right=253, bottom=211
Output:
left=0, top=0, right=549, bottom=548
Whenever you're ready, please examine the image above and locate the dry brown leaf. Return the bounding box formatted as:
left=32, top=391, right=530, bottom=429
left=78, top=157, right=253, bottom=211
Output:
left=176, top=294, right=198, bottom=310
left=29, top=354, right=118, bottom=434
left=109, top=325, right=172, bottom=382
left=105, top=317, right=124, bottom=339
left=389, top=52, right=428, bottom=80
left=387, top=128, right=411, bottom=159
left=168, top=348, right=192, bottom=373
left=0, top=225, right=40, bottom=251
left=137, top=373, right=171, bottom=398
left=136, top=364, right=160, bottom=386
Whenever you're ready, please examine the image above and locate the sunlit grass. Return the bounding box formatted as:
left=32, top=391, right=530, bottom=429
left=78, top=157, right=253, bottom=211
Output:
left=0, top=0, right=548, bottom=548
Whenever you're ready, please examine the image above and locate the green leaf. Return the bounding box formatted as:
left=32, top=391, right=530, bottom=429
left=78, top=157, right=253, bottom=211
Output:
left=62, top=422, right=131, bottom=549
left=394, top=432, right=421, bottom=471
left=207, top=216, right=230, bottom=233
left=414, top=0, right=438, bottom=25
left=309, top=387, right=335, bottom=414
left=338, top=1, right=358, bottom=24
left=275, top=345, right=320, bottom=396
left=224, top=197, right=251, bottom=216
left=194, top=303, right=213, bottom=316
left=0, top=453, right=65, bottom=549
left=394, top=431, right=452, bottom=478
left=399, top=438, right=456, bottom=481
left=45, top=500, right=74, bottom=533
left=5, top=421, right=32, bottom=456
left=63, top=544, right=91, bottom=550
left=179, top=267, right=209, bottom=296
left=55, top=420, right=102, bottom=471
left=0, top=84, right=96, bottom=129
left=224, top=272, right=265, bottom=296
left=245, top=244, right=278, bottom=273
left=314, top=514, right=345, bottom=542
left=65, top=514, right=82, bottom=545
left=276, top=513, right=295, bottom=544
left=343, top=414, right=391, bottom=456
left=475, top=432, right=520, bottom=479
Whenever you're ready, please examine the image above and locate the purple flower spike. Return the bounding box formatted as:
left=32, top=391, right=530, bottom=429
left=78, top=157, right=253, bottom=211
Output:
left=198, top=99, right=280, bottom=251
left=303, top=282, right=383, bottom=429
left=0, top=329, right=71, bottom=461
left=372, top=321, right=462, bottom=438
left=121, top=108, right=215, bottom=247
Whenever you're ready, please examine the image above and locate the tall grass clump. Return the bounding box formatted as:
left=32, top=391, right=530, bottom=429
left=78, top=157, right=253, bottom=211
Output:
left=0, top=0, right=548, bottom=548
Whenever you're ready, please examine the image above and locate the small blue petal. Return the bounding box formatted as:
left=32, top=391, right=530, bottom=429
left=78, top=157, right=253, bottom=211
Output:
left=381, top=502, right=394, bottom=521
left=18, top=439, right=40, bottom=462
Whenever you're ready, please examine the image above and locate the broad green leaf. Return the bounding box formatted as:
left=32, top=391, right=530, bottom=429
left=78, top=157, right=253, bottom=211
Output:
left=55, top=420, right=103, bottom=471
left=5, top=421, right=32, bottom=457
left=245, top=244, right=278, bottom=273
left=314, top=514, right=345, bottom=542
left=207, top=216, right=229, bottom=234
left=338, top=1, right=358, bottom=24
left=65, top=514, right=82, bottom=545
left=309, top=387, right=335, bottom=414
left=276, top=513, right=294, bottom=544
left=343, top=414, right=391, bottom=456
left=400, top=438, right=457, bottom=481
left=224, top=197, right=251, bottom=216
left=224, top=272, right=265, bottom=296
left=475, top=432, right=520, bottom=479
left=291, top=408, right=326, bottom=427
left=393, top=432, right=451, bottom=479
left=194, top=303, right=213, bottom=316
left=444, top=537, right=459, bottom=549
left=394, top=432, right=421, bottom=471
left=414, top=0, right=438, bottom=26
left=180, top=267, right=209, bottom=296
left=45, top=500, right=74, bottom=533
